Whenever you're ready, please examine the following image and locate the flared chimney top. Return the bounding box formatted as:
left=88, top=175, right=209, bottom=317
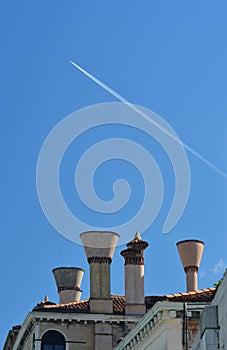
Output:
left=52, top=267, right=84, bottom=303
left=176, top=239, right=204, bottom=292
left=80, top=231, right=119, bottom=260
left=176, top=239, right=204, bottom=269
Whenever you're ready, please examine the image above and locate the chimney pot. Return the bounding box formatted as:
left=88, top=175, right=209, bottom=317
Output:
left=121, top=232, right=148, bottom=315
left=176, top=239, right=204, bottom=292
left=80, top=231, right=119, bottom=313
left=52, top=267, right=84, bottom=304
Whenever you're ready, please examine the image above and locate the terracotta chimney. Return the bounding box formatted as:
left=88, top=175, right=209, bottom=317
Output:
left=121, top=232, right=148, bottom=315
left=80, top=231, right=119, bottom=313
left=176, top=239, right=204, bottom=292
left=52, top=267, right=84, bottom=303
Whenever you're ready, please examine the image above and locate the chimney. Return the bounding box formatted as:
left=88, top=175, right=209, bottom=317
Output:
left=80, top=231, right=119, bottom=313
left=121, top=232, right=148, bottom=315
left=52, top=267, right=84, bottom=304
left=176, top=239, right=204, bottom=292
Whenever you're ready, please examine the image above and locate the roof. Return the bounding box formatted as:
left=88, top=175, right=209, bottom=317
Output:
left=146, top=288, right=215, bottom=308
left=3, top=325, right=21, bottom=350
left=33, top=288, right=215, bottom=315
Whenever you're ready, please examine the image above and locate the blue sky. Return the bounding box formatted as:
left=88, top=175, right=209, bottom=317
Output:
left=1, top=1, right=227, bottom=347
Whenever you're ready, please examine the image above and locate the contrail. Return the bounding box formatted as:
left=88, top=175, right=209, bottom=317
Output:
left=70, top=60, right=227, bottom=179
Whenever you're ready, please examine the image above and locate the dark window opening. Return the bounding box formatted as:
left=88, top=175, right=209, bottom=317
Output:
left=41, top=330, right=66, bottom=350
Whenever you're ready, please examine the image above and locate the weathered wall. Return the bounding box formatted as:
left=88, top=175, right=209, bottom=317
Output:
left=132, top=319, right=182, bottom=350
left=191, top=269, right=227, bottom=350
left=212, top=270, right=227, bottom=349
left=36, top=323, right=95, bottom=350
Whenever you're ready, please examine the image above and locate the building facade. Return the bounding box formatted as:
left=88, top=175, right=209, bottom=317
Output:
left=191, top=269, right=227, bottom=350
left=3, top=233, right=217, bottom=350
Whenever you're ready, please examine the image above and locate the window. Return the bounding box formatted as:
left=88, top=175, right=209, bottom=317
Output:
left=41, top=330, right=66, bottom=350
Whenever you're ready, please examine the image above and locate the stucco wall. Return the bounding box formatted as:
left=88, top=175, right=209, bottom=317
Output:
left=191, top=269, right=227, bottom=350
left=133, top=318, right=182, bottom=350
left=212, top=270, right=227, bottom=349
left=37, top=322, right=94, bottom=350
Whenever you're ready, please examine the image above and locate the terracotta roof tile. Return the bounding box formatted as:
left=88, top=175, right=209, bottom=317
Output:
left=33, top=288, right=216, bottom=315
left=33, top=299, right=89, bottom=313
left=112, top=295, right=125, bottom=314
left=163, top=288, right=215, bottom=303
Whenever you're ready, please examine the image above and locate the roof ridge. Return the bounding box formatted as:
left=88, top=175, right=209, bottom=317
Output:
left=155, top=287, right=216, bottom=299
left=50, top=299, right=89, bottom=307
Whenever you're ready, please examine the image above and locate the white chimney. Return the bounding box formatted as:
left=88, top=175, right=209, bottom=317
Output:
left=121, top=232, right=148, bottom=315
left=80, top=231, right=119, bottom=313
left=177, top=239, right=204, bottom=292
left=52, top=267, right=84, bottom=303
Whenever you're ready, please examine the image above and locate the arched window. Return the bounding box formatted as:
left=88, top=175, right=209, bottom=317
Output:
left=41, top=330, right=66, bottom=350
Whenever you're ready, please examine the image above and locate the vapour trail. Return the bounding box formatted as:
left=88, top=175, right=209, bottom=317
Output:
left=70, top=60, right=227, bottom=179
